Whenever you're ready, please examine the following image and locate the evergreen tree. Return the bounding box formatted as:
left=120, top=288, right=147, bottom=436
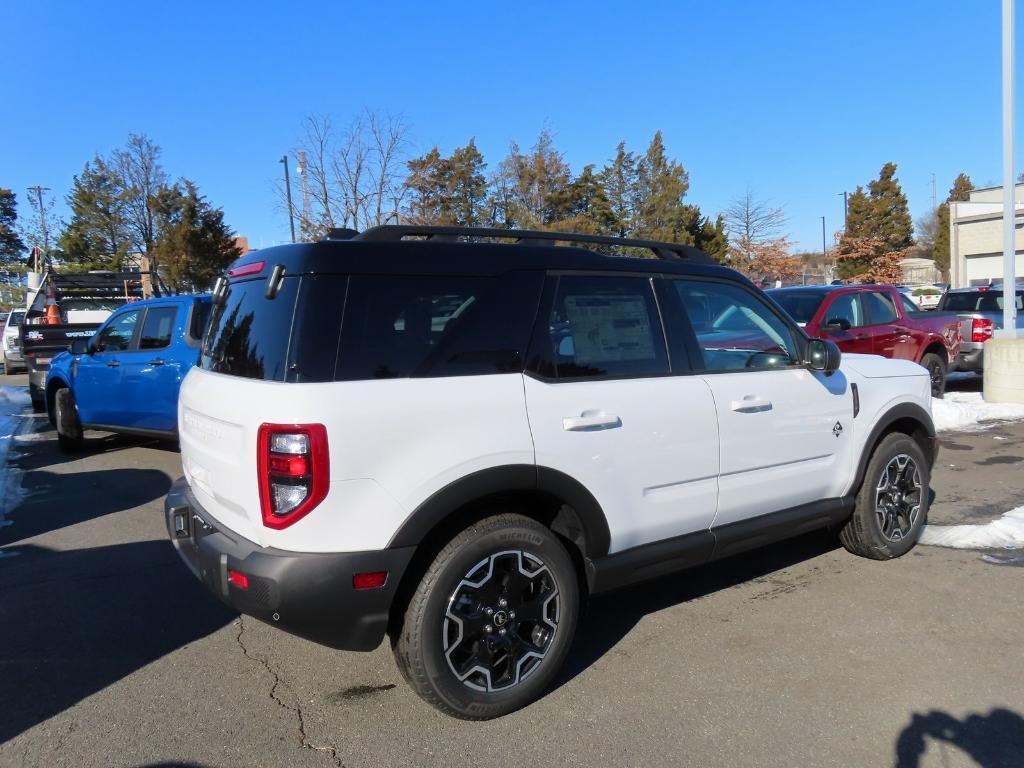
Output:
left=845, top=186, right=872, bottom=239
left=549, top=165, right=616, bottom=234
left=841, top=163, right=914, bottom=278
left=0, top=189, right=25, bottom=265
left=490, top=131, right=571, bottom=229
left=58, top=156, right=130, bottom=269
left=598, top=142, right=639, bottom=238
left=405, top=147, right=447, bottom=224
left=692, top=214, right=729, bottom=262
left=633, top=131, right=694, bottom=242
left=866, top=162, right=913, bottom=249
left=933, top=172, right=974, bottom=277
left=152, top=180, right=242, bottom=293
left=446, top=139, right=488, bottom=226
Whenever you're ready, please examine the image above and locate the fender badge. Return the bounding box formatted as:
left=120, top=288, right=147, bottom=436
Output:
left=833, top=422, right=843, bottom=437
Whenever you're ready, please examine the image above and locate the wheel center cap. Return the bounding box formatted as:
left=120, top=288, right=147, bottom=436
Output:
left=493, top=610, right=508, bottom=627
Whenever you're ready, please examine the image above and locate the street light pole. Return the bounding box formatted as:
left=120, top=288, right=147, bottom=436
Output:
left=280, top=156, right=296, bottom=243
left=821, top=216, right=827, bottom=257
left=999, top=0, right=1017, bottom=339
left=838, top=191, right=848, bottom=232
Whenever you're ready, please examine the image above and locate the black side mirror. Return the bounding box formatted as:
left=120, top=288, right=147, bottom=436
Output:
left=69, top=338, right=89, bottom=355
left=807, top=338, right=841, bottom=376
left=823, top=317, right=852, bottom=332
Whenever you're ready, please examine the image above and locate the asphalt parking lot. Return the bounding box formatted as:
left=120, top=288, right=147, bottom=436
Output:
left=1, top=372, right=1022, bottom=768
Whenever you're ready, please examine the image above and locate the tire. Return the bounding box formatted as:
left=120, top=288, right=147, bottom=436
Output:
left=392, top=513, right=579, bottom=720
left=54, top=388, right=85, bottom=452
left=840, top=432, right=930, bottom=560
left=920, top=352, right=947, bottom=398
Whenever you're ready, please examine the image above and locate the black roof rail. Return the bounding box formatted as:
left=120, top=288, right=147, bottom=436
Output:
left=353, top=225, right=715, bottom=264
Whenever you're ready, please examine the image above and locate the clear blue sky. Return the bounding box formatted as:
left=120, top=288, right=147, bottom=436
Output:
left=3, top=0, right=1022, bottom=253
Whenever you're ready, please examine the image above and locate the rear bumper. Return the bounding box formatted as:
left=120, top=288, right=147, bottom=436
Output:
left=953, top=346, right=984, bottom=372
left=164, top=477, right=414, bottom=651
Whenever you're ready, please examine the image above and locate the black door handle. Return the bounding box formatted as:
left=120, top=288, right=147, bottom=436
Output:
left=105, top=360, right=120, bottom=368
left=149, top=358, right=165, bottom=366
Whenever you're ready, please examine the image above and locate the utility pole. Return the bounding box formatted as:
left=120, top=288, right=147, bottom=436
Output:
left=280, top=156, right=296, bottom=243
left=930, top=173, right=937, bottom=211
left=838, top=191, right=848, bottom=232
left=26, top=185, right=51, bottom=271
left=821, top=216, right=827, bottom=257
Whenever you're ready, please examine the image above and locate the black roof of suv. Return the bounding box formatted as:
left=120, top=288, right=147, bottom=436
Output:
left=227, top=225, right=734, bottom=280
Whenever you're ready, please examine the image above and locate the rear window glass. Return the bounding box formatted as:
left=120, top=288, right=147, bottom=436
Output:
left=201, top=277, right=299, bottom=381
left=768, top=292, right=826, bottom=325
left=941, top=290, right=1024, bottom=312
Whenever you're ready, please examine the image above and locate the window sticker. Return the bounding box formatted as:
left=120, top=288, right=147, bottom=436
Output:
left=564, top=294, right=655, bottom=363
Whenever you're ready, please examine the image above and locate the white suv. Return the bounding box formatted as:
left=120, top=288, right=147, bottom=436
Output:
left=165, top=226, right=937, bottom=719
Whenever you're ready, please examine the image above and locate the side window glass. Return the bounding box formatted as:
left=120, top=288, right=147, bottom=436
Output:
left=863, top=292, right=899, bottom=325
left=139, top=306, right=178, bottom=350
left=898, top=294, right=919, bottom=316
left=94, top=310, right=140, bottom=352
left=675, top=280, right=800, bottom=371
left=545, top=276, right=668, bottom=379
left=823, top=294, right=862, bottom=328
left=337, top=275, right=497, bottom=380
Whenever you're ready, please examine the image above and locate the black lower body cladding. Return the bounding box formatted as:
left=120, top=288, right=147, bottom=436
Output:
left=164, top=477, right=414, bottom=651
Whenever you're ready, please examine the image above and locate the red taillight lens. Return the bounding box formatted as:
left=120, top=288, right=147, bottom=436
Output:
left=228, top=570, right=250, bottom=590
left=971, top=317, right=994, bottom=343
left=227, top=260, right=265, bottom=278
left=257, top=423, right=329, bottom=530
left=353, top=571, right=388, bottom=590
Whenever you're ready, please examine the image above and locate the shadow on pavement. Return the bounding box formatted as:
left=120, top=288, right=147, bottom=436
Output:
left=0, top=467, right=172, bottom=545
left=894, top=708, right=1024, bottom=767
left=555, top=528, right=840, bottom=689
left=945, top=373, right=984, bottom=394
left=0, top=540, right=234, bottom=744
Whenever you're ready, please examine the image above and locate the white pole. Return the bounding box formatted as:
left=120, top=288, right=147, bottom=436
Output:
left=999, top=0, right=1018, bottom=339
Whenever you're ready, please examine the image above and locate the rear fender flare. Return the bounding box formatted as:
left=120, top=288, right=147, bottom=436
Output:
left=387, top=465, right=611, bottom=559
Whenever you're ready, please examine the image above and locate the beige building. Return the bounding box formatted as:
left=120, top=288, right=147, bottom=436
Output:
left=949, top=183, right=1024, bottom=287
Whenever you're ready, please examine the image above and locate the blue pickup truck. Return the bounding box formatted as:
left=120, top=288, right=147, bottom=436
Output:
left=46, top=294, right=212, bottom=451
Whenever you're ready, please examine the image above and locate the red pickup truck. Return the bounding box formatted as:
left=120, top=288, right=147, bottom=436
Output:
left=767, top=284, right=962, bottom=397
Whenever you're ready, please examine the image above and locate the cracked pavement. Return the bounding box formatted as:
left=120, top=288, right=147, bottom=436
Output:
left=1, top=372, right=1023, bottom=768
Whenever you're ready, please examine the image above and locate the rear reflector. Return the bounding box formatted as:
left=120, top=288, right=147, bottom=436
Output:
left=353, top=571, right=388, bottom=590
left=228, top=570, right=249, bottom=590
left=227, top=260, right=266, bottom=278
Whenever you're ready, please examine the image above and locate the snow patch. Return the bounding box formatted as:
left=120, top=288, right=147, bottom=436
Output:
left=920, top=506, right=1024, bottom=550
left=0, top=386, right=32, bottom=524
left=932, top=392, right=1024, bottom=432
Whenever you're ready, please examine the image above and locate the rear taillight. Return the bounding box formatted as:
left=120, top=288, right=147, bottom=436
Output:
left=971, top=317, right=994, bottom=343
left=257, top=423, right=329, bottom=529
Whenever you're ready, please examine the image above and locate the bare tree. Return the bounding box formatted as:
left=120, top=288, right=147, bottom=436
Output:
left=724, top=188, right=788, bottom=261
left=296, top=115, right=340, bottom=237
left=367, top=111, right=410, bottom=226
left=283, top=111, right=410, bottom=239
left=914, top=208, right=940, bottom=259
left=112, top=134, right=167, bottom=256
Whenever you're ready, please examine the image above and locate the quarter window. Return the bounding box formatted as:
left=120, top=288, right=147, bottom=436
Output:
left=674, top=280, right=799, bottom=371
left=94, top=310, right=141, bottom=352
left=539, top=275, right=668, bottom=379
left=139, top=306, right=178, bottom=350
